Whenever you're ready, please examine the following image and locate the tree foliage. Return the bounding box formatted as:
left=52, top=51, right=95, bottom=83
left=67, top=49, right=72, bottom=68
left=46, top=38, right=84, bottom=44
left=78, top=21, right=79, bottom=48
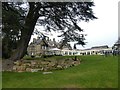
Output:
left=2, top=2, right=25, bottom=58
left=36, top=2, right=97, bottom=48
left=2, top=1, right=97, bottom=60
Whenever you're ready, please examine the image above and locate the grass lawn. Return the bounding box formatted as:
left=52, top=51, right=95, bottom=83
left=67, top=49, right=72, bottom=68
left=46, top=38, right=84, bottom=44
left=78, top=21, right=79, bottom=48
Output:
left=2, top=55, right=118, bottom=88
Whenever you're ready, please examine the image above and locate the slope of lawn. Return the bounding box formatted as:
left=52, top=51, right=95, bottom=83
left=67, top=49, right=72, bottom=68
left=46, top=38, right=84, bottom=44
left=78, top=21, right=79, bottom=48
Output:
left=2, top=55, right=118, bottom=88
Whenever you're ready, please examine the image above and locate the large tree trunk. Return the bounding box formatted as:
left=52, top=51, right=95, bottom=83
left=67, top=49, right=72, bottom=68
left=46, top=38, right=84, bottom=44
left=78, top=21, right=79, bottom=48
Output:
left=9, top=5, right=39, bottom=61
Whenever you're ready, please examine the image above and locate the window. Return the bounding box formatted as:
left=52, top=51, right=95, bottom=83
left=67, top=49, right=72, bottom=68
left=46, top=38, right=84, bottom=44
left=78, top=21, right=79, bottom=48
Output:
left=41, top=46, right=45, bottom=49
left=69, top=52, right=72, bottom=55
left=65, top=52, right=68, bottom=55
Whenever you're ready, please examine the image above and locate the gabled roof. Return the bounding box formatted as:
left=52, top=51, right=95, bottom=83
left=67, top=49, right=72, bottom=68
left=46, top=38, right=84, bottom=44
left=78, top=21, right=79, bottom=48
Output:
left=30, top=38, right=48, bottom=46
left=29, top=37, right=72, bottom=50
left=61, top=43, right=72, bottom=50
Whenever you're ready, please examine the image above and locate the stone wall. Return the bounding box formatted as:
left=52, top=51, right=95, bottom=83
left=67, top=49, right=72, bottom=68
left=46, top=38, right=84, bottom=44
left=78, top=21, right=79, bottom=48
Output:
left=13, top=58, right=81, bottom=72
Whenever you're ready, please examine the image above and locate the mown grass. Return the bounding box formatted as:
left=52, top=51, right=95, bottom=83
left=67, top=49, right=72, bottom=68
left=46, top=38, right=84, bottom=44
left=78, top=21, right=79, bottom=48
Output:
left=2, top=55, right=118, bottom=88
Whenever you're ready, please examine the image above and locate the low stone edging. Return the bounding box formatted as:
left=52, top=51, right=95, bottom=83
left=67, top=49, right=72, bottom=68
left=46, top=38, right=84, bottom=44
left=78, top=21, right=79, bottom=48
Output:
left=13, top=58, right=81, bottom=72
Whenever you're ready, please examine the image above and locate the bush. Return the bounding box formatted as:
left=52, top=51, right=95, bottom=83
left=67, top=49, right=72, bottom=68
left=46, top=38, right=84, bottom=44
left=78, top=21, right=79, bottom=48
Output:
left=31, top=55, right=35, bottom=58
left=41, top=55, right=55, bottom=58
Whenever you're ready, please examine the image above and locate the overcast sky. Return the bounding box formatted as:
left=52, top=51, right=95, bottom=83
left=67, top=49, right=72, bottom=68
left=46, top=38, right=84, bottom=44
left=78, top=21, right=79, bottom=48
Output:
left=76, top=0, right=119, bottom=49
left=30, top=0, right=119, bottom=49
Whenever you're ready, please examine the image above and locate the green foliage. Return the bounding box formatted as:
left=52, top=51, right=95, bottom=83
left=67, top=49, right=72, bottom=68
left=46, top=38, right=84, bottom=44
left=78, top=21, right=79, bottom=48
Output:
left=35, top=2, right=97, bottom=47
left=2, top=2, right=25, bottom=58
left=2, top=55, right=118, bottom=88
left=2, top=2, right=97, bottom=60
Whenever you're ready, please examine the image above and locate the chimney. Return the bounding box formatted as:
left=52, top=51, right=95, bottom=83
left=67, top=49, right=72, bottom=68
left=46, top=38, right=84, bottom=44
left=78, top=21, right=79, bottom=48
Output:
left=33, top=38, right=36, bottom=43
left=37, top=36, right=40, bottom=40
left=53, top=38, right=55, bottom=42
left=47, top=37, right=49, bottom=41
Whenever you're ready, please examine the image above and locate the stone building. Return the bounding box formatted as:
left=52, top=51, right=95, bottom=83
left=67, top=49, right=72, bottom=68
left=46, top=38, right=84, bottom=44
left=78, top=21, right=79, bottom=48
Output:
left=27, top=37, right=72, bottom=56
left=27, top=36, right=114, bottom=56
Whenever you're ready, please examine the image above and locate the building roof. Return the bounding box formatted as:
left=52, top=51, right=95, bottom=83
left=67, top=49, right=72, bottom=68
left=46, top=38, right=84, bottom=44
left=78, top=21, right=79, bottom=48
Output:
left=91, top=45, right=109, bottom=49
left=49, top=48, right=60, bottom=51
left=29, top=37, right=72, bottom=50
